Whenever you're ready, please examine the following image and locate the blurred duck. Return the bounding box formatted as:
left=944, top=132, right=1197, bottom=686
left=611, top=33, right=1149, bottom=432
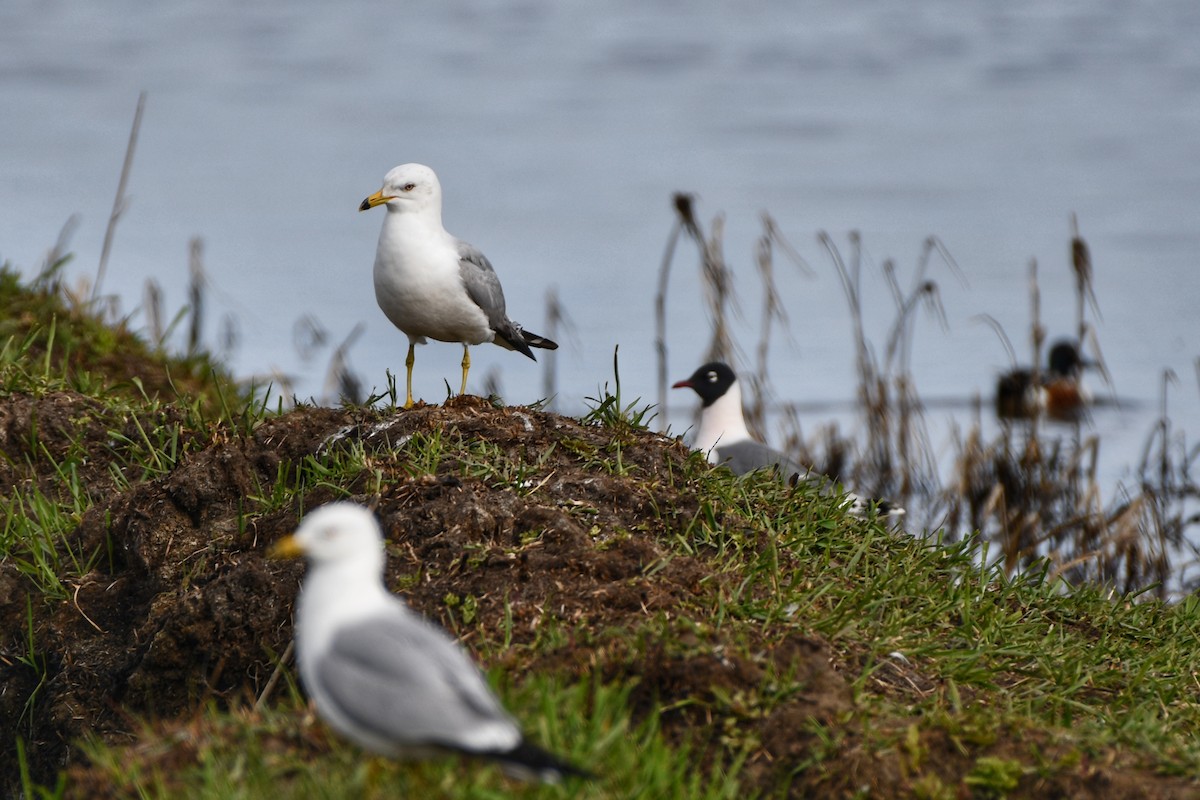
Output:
left=996, top=340, right=1092, bottom=421
left=673, top=362, right=903, bottom=521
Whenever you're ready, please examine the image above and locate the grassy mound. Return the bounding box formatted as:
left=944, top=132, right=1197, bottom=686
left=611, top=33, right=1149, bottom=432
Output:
left=3, top=266, right=1199, bottom=799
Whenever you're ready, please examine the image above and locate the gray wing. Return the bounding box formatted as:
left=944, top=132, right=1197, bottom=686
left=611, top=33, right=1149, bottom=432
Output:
left=715, top=439, right=809, bottom=481
left=714, top=440, right=906, bottom=520
left=456, top=241, right=534, bottom=357
left=313, top=607, right=519, bottom=752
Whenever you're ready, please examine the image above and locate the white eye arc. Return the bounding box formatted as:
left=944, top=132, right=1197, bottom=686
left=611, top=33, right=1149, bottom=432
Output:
left=706, top=372, right=717, bottom=382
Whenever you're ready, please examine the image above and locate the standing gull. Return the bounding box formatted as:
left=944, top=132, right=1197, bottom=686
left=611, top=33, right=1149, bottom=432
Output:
left=673, top=362, right=903, bottom=520
left=268, top=502, right=589, bottom=782
left=360, top=164, right=557, bottom=407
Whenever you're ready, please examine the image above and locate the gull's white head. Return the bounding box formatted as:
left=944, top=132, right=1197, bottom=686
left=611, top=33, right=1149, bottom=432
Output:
left=268, top=502, right=386, bottom=573
left=359, top=163, right=442, bottom=214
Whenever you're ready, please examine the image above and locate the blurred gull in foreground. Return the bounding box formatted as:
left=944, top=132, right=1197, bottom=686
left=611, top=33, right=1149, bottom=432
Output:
left=269, top=502, right=589, bottom=782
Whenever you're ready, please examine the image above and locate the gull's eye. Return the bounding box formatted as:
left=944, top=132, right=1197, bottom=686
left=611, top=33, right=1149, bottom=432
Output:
left=402, top=182, right=416, bottom=192
left=706, top=371, right=717, bottom=382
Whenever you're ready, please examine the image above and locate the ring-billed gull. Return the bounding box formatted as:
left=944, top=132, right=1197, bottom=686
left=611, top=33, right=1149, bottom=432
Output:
left=673, top=362, right=904, bottom=520
left=360, top=164, right=558, bottom=408
left=268, top=502, right=590, bottom=782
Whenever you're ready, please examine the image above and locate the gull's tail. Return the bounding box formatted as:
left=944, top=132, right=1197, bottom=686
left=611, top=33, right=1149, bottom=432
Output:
left=845, top=492, right=906, bottom=523
left=495, top=322, right=559, bottom=360
left=520, top=330, right=558, bottom=351
left=488, top=739, right=594, bottom=783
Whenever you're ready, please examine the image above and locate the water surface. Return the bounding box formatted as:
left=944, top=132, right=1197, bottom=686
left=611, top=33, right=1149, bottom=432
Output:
left=2, top=0, right=1198, bottom=504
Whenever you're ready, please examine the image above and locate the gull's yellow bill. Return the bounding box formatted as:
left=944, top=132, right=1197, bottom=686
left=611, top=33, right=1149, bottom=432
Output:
left=358, top=189, right=393, bottom=212
left=266, top=534, right=304, bottom=560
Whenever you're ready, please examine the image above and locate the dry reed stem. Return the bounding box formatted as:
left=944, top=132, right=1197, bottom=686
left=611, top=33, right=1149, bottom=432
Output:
left=187, top=238, right=206, bottom=357
left=542, top=286, right=567, bottom=408
left=94, top=91, right=147, bottom=303
left=144, top=279, right=165, bottom=347
left=322, top=323, right=366, bottom=406
left=654, top=194, right=691, bottom=416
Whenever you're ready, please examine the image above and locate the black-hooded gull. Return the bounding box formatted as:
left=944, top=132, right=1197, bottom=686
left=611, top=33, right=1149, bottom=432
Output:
left=673, top=362, right=904, bottom=520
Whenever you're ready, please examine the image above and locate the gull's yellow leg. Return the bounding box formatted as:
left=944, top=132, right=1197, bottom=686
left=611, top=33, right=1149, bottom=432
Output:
left=460, top=344, right=471, bottom=396
left=404, top=343, right=416, bottom=408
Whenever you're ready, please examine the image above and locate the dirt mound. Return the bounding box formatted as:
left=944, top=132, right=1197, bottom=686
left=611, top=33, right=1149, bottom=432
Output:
left=2, top=394, right=851, bottom=796
left=7, top=392, right=1198, bottom=799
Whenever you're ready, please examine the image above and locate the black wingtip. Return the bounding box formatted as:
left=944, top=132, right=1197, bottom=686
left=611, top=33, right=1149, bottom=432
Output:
left=494, top=740, right=595, bottom=783
left=523, top=331, right=558, bottom=351
left=496, top=326, right=557, bottom=361
left=502, top=333, right=537, bottom=360
left=874, top=499, right=906, bottom=516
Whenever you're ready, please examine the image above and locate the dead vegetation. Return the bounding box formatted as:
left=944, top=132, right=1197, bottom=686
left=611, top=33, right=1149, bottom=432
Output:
left=655, top=199, right=1200, bottom=600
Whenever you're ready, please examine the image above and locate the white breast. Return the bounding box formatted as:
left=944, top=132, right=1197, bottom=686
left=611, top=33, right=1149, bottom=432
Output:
left=373, top=216, right=494, bottom=346
left=693, top=379, right=754, bottom=460
left=294, top=563, right=389, bottom=676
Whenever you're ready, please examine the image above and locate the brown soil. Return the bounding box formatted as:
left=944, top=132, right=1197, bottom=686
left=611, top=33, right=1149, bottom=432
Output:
left=2, top=393, right=1196, bottom=798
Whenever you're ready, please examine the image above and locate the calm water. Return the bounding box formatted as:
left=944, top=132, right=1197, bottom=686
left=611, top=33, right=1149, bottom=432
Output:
left=2, top=0, right=1199, bottom=502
